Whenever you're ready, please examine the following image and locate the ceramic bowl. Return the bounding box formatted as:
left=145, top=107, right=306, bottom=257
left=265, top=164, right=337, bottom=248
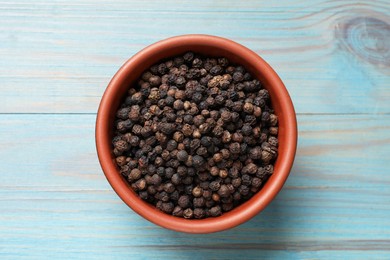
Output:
left=96, top=34, right=297, bottom=233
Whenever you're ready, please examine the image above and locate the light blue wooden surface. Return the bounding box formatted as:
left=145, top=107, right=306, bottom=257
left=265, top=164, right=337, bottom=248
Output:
left=1, top=1, right=389, bottom=259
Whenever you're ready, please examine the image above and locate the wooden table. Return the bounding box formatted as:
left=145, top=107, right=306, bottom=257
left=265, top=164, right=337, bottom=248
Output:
left=1, top=1, right=389, bottom=259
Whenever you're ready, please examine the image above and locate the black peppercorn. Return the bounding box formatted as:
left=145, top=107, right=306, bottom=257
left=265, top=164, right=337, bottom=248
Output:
left=172, top=206, right=183, bottom=217
left=202, top=189, right=212, bottom=200
left=232, top=72, right=244, bottom=82
left=178, top=195, right=191, bottom=208
left=148, top=76, right=161, bottom=87
left=238, top=185, right=250, bottom=196
left=269, top=126, right=278, bottom=136
left=159, top=123, right=175, bottom=135
left=268, top=136, right=278, bottom=147
left=193, top=197, right=205, bottom=208
left=116, top=156, right=127, bottom=166
left=117, top=120, right=134, bottom=133
left=192, top=155, right=205, bottom=169
left=252, top=177, right=262, bottom=188
left=174, top=56, right=184, bottom=66
left=208, top=166, right=218, bottom=177
left=209, top=180, right=221, bottom=191
left=269, top=114, right=278, bottom=126
left=261, top=150, right=273, bottom=164
left=192, top=186, right=203, bottom=197
left=242, top=163, right=257, bottom=175
left=212, top=153, right=222, bottom=163
left=210, top=65, right=223, bottom=76
left=160, top=202, right=174, bottom=214
left=193, top=208, right=206, bottom=219
left=183, top=52, right=194, bottom=63
left=175, top=150, right=188, bottom=162
left=241, top=124, right=252, bottom=136
left=219, top=169, right=228, bottom=179
left=264, top=165, right=274, bottom=175
left=172, top=131, right=184, bottom=143
left=249, top=147, right=262, bottom=160
left=166, top=140, right=177, bottom=151
left=242, top=174, right=252, bottom=186
left=229, top=142, right=241, bottom=154
left=135, top=178, right=146, bottom=191
left=170, top=173, right=180, bottom=185
left=212, top=125, right=224, bottom=137
left=176, top=166, right=187, bottom=177
left=113, top=140, right=129, bottom=153
left=128, top=168, right=141, bottom=182
left=193, top=115, right=205, bottom=126
left=221, top=131, right=231, bottom=143
left=174, top=76, right=186, bottom=88
left=212, top=193, right=220, bottom=202
left=182, top=176, right=193, bottom=185
left=209, top=206, right=222, bottom=217
left=183, top=208, right=193, bottom=219
left=181, top=124, right=193, bottom=136
left=113, top=53, right=279, bottom=219
left=163, top=183, right=175, bottom=193
left=222, top=203, right=234, bottom=212
left=218, top=184, right=230, bottom=198
left=116, top=107, right=131, bottom=120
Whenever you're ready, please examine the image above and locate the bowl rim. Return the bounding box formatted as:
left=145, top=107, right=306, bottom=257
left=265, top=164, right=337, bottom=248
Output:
left=96, top=34, right=297, bottom=233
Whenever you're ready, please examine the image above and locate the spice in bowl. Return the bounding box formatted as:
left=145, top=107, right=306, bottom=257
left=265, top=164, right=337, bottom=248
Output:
left=112, top=52, right=278, bottom=219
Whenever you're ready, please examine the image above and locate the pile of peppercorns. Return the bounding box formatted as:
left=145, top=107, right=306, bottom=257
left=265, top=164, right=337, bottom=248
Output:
left=112, top=52, right=278, bottom=219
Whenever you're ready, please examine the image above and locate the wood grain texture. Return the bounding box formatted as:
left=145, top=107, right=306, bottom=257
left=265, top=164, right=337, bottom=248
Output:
left=1, top=0, right=390, bottom=259
left=0, top=0, right=389, bottom=114
left=0, top=114, right=389, bottom=259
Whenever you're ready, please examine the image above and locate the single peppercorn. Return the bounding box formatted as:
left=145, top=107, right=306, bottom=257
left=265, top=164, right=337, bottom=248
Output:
left=202, top=189, right=212, bottom=200
left=269, top=126, right=278, bottom=136
left=261, top=150, right=273, bottom=164
left=176, top=150, right=189, bottom=162
left=116, top=156, right=127, bottom=166
left=241, top=124, right=253, bottom=136
left=193, top=208, right=206, bottom=219
left=172, top=206, right=183, bottom=217
left=166, top=140, right=178, bottom=151
left=213, top=153, right=223, bottom=163
left=264, top=165, right=274, bottom=175
left=193, top=197, right=205, bottom=208
left=192, top=155, right=205, bottom=169
left=183, top=208, right=193, bottom=219
left=192, top=186, right=203, bottom=197
left=209, top=181, right=221, bottom=191
left=268, top=136, right=279, bottom=147
left=252, top=177, right=262, bottom=188
left=212, top=193, right=220, bottom=202
left=209, top=206, right=222, bottom=217
left=182, top=124, right=193, bottom=136
left=229, top=142, right=241, bottom=154
left=116, top=120, right=134, bottom=133
left=159, top=123, right=175, bottom=135
left=177, top=195, right=191, bottom=208
left=210, top=65, right=223, bottom=75
left=219, top=169, right=228, bottom=179
left=249, top=147, right=262, bottom=160
left=128, top=168, right=142, bottom=181
left=218, top=184, right=230, bottom=198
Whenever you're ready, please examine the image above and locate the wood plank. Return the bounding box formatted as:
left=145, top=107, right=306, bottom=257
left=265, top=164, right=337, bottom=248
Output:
left=0, top=114, right=389, bottom=258
left=0, top=0, right=389, bottom=113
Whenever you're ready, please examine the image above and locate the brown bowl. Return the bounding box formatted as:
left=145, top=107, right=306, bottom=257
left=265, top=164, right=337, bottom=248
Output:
left=96, top=34, right=297, bottom=233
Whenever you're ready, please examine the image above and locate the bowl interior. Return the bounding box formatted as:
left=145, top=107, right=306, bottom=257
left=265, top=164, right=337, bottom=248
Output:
left=96, top=35, right=297, bottom=233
